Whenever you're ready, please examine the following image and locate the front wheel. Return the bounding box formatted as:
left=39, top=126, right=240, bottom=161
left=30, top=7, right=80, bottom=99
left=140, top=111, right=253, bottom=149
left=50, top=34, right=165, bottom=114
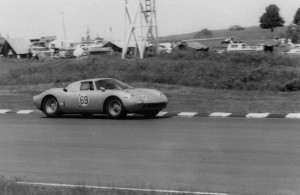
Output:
left=105, top=98, right=127, bottom=119
left=42, top=97, right=62, bottom=118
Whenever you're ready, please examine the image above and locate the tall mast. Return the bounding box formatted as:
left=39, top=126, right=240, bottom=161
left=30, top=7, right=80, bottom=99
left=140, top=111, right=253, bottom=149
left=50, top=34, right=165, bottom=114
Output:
left=61, top=12, right=67, bottom=39
left=122, top=0, right=158, bottom=59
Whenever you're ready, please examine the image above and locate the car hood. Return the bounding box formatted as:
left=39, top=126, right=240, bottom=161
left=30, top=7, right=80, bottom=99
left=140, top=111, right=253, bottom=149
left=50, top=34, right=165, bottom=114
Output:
left=125, top=88, right=161, bottom=96
left=124, top=88, right=167, bottom=103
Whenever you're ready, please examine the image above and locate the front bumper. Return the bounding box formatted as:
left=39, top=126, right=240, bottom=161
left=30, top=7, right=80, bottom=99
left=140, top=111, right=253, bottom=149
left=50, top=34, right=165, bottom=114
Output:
left=33, top=95, right=42, bottom=110
left=142, top=102, right=167, bottom=110
left=125, top=101, right=167, bottom=113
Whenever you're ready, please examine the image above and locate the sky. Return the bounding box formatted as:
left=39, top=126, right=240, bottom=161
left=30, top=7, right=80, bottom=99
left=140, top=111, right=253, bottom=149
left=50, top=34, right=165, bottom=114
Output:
left=0, top=0, right=300, bottom=42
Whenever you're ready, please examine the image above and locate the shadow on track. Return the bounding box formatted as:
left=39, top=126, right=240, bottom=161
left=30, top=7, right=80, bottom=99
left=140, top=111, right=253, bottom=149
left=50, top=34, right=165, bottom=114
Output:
left=39, top=114, right=171, bottom=120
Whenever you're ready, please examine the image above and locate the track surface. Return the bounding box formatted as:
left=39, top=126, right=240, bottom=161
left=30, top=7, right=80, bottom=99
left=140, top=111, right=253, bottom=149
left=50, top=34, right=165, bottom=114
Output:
left=0, top=114, right=300, bottom=195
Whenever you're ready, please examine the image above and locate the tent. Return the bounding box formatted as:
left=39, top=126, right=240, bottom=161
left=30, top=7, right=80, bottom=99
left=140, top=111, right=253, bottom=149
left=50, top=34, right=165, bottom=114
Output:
left=1, top=38, right=30, bottom=57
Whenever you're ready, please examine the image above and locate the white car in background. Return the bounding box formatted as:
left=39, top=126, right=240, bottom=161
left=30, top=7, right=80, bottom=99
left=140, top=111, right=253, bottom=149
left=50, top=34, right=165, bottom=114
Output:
left=286, top=48, right=300, bottom=55
left=226, top=43, right=255, bottom=52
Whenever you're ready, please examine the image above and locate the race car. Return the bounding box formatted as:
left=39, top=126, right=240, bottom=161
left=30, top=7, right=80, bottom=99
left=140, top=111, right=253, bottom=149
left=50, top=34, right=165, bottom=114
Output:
left=33, top=78, right=168, bottom=119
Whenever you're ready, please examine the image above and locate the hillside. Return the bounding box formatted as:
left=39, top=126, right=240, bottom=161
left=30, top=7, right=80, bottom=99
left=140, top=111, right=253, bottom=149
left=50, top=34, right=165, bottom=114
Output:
left=159, top=26, right=287, bottom=46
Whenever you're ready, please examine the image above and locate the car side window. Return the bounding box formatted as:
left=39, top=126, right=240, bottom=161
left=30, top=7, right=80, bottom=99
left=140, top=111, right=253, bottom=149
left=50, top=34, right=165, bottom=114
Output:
left=95, top=80, right=115, bottom=90
left=80, top=81, right=94, bottom=91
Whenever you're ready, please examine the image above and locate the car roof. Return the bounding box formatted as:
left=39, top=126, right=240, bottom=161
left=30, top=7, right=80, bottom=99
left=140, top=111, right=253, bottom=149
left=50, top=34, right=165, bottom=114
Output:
left=74, top=78, right=114, bottom=83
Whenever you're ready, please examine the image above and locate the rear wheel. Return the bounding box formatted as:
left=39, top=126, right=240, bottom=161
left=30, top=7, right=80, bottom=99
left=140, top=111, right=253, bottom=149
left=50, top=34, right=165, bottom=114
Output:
left=143, top=111, right=159, bottom=118
left=105, top=98, right=127, bottom=119
left=42, top=97, right=62, bottom=118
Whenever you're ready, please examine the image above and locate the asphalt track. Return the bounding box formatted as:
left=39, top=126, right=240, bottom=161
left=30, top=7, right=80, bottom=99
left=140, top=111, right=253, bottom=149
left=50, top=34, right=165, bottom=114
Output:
left=0, top=114, right=300, bottom=195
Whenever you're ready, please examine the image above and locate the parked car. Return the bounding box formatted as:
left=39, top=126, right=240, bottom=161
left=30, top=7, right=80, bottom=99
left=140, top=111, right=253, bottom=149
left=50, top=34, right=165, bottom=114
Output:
left=33, top=78, right=168, bottom=119
left=221, top=38, right=232, bottom=44
left=226, top=43, right=255, bottom=52
left=228, top=25, right=244, bottom=31
left=285, top=48, right=300, bottom=55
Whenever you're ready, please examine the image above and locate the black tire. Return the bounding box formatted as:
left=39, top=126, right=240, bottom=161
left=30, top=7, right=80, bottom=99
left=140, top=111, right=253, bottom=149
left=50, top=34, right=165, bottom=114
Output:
left=143, top=111, right=159, bottom=118
left=105, top=97, right=127, bottom=119
left=42, top=96, right=62, bottom=118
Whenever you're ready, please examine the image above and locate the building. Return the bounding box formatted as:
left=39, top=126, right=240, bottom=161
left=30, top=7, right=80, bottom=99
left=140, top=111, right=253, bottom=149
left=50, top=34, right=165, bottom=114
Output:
left=30, top=36, right=57, bottom=48
left=1, top=38, right=30, bottom=58
left=176, top=41, right=209, bottom=52
left=103, top=41, right=137, bottom=54
left=0, top=36, right=5, bottom=52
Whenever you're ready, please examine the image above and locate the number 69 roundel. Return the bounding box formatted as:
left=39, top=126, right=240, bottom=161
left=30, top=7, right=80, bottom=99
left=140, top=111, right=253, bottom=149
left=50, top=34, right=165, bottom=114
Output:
left=79, top=95, right=89, bottom=106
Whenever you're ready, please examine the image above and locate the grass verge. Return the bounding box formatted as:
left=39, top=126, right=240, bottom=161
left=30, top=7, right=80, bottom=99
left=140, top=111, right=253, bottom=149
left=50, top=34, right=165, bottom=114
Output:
left=1, top=82, right=300, bottom=113
left=1, top=53, right=300, bottom=113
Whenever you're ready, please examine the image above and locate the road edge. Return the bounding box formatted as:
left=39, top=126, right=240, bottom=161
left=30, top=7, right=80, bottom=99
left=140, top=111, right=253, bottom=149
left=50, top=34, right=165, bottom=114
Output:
left=1, top=109, right=300, bottom=119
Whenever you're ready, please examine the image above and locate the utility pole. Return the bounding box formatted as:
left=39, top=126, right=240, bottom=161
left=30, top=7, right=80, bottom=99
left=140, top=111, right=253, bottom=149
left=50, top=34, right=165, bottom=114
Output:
left=61, top=12, right=67, bottom=39
left=122, top=0, right=158, bottom=59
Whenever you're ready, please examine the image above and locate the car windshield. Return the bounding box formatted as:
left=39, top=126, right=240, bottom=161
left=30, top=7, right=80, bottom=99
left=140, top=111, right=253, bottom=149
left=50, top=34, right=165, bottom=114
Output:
left=95, top=79, right=133, bottom=90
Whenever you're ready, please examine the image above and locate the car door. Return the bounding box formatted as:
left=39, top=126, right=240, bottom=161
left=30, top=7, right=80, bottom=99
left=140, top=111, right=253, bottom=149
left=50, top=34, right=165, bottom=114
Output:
left=77, top=81, right=100, bottom=113
left=64, top=81, right=100, bottom=113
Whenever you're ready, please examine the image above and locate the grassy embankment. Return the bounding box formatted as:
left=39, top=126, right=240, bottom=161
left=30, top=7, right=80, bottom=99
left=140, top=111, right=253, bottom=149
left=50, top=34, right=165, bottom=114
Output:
left=0, top=51, right=300, bottom=112
left=159, top=26, right=287, bottom=46
left=1, top=52, right=300, bottom=90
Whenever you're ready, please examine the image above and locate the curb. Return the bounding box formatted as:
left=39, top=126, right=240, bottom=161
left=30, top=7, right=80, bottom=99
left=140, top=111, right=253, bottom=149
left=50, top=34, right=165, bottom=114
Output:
left=163, top=112, right=300, bottom=119
left=1, top=109, right=300, bottom=119
left=0, top=109, right=42, bottom=114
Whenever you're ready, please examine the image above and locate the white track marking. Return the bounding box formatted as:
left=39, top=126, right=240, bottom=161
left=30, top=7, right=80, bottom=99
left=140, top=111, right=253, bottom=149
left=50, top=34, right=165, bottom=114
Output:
left=209, top=112, right=232, bottom=117
left=0, top=109, right=10, bottom=114
left=178, top=112, right=198, bottom=117
left=127, top=113, right=136, bottom=116
left=246, top=113, right=270, bottom=118
left=156, top=112, right=168, bottom=116
left=16, top=182, right=231, bottom=195
left=285, top=113, right=300, bottom=119
left=17, top=110, right=35, bottom=114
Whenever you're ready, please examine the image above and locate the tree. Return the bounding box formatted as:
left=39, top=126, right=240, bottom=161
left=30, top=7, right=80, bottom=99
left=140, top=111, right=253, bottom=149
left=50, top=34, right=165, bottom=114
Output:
left=293, top=8, right=300, bottom=24
left=286, top=24, right=300, bottom=43
left=259, top=4, right=285, bottom=32
left=194, top=28, right=213, bottom=39
left=286, top=8, right=300, bottom=43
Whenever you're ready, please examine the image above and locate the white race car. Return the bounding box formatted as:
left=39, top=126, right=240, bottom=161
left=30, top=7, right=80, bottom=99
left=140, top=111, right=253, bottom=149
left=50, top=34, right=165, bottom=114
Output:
left=33, top=78, right=168, bottom=119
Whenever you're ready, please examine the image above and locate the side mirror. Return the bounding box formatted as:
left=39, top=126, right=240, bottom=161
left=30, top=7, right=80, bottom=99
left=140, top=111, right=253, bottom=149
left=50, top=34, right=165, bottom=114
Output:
left=100, top=87, right=105, bottom=92
left=63, top=88, right=68, bottom=92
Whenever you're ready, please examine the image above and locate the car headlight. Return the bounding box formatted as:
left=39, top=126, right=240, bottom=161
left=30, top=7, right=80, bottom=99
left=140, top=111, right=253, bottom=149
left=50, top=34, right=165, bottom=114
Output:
left=160, top=93, right=167, bottom=100
left=130, top=94, right=144, bottom=103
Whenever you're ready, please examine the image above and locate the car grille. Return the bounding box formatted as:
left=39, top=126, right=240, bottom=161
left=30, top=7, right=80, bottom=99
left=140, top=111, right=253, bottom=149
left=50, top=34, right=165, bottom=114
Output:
left=143, top=103, right=167, bottom=109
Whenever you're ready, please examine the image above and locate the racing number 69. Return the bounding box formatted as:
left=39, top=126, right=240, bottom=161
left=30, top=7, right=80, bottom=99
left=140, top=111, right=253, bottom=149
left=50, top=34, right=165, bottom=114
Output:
left=80, top=95, right=89, bottom=105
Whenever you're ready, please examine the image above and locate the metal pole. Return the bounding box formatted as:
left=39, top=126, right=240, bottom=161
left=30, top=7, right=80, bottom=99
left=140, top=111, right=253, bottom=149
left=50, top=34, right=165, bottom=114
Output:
left=153, top=0, right=159, bottom=55
left=122, top=0, right=128, bottom=59
left=61, top=12, right=67, bottom=39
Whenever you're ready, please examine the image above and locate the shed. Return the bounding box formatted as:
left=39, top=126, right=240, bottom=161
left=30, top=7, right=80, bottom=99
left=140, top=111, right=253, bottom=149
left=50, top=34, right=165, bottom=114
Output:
left=1, top=38, right=30, bottom=57
left=0, top=37, right=5, bottom=51
left=176, top=41, right=209, bottom=51
left=103, top=41, right=136, bottom=53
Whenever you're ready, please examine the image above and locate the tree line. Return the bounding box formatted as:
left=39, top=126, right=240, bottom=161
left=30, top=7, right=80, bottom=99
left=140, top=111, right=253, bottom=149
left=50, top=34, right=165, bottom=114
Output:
left=194, top=4, right=300, bottom=43
left=260, top=4, right=300, bottom=43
